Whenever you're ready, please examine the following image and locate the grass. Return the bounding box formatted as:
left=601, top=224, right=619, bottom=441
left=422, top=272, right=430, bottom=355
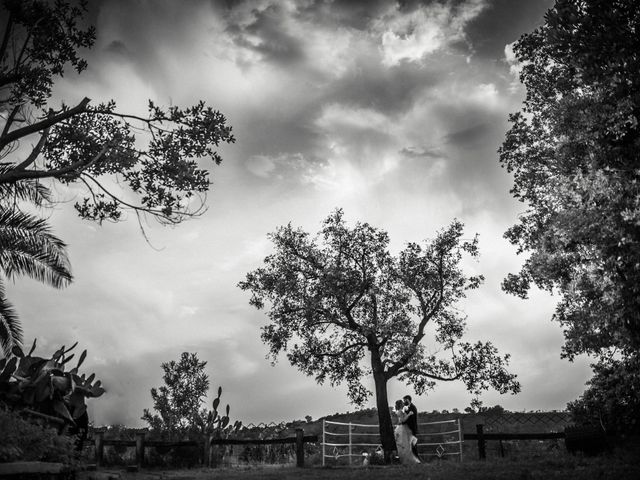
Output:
left=79, top=452, right=640, bottom=480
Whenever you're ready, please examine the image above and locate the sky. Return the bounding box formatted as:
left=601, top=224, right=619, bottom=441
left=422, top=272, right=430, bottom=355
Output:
left=7, top=0, right=595, bottom=427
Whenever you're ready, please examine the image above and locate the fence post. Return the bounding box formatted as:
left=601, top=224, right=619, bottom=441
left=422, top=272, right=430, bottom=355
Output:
left=94, top=430, right=104, bottom=468
left=457, top=418, right=463, bottom=463
left=135, top=432, right=145, bottom=469
left=296, top=428, right=305, bottom=468
left=348, top=422, right=352, bottom=466
left=322, top=420, right=326, bottom=467
left=207, top=435, right=214, bottom=467
left=476, top=424, right=486, bottom=460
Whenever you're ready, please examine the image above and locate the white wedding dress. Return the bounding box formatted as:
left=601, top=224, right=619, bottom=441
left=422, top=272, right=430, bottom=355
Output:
left=394, top=408, right=420, bottom=464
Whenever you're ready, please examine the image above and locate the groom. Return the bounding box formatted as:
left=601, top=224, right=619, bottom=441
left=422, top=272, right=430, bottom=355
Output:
left=402, top=395, right=420, bottom=460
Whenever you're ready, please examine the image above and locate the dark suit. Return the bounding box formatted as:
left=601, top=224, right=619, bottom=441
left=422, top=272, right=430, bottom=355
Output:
left=404, top=403, right=420, bottom=459
left=405, top=403, right=418, bottom=436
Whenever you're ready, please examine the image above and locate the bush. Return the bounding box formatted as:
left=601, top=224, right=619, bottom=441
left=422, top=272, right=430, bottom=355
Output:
left=568, top=354, right=640, bottom=434
left=0, top=408, right=76, bottom=463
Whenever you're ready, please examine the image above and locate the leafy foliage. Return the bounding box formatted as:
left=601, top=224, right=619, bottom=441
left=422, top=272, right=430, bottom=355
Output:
left=239, top=209, right=519, bottom=457
left=0, top=0, right=234, bottom=225
left=499, top=0, right=640, bottom=361
left=142, top=352, right=240, bottom=439
left=0, top=0, right=233, bottom=355
left=568, top=354, right=640, bottom=434
left=0, top=339, right=103, bottom=440
left=0, top=406, right=77, bottom=463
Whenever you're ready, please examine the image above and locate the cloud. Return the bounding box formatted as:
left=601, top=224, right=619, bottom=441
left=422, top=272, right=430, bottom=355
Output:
left=504, top=41, right=525, bottom=92
left=399, top=146, right=444, bottom=159
left=315, top=103, right=392, bottom=133
left=375, top=0, right=489, bottom=66
left=6, top=0, right=595, bottom=429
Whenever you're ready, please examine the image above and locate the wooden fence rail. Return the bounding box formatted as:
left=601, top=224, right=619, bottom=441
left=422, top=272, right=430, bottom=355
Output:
left=464, top=424, right=566, bottom=460
left=93, top=424, right=566, bottom=468
left=94, top=429, right=318, bottom=470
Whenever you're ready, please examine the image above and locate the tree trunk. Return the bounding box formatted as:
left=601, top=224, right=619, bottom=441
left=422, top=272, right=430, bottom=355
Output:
left=370, top=346, right=395, bottom=463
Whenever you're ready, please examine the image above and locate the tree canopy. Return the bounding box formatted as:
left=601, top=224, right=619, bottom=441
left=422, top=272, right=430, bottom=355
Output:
left=142, top=352, right=235, bottom=438
left=0, top=0, right=235, bottom=225
left=499, top=0, right=640, bottom=361
left=240, top=209, right=519, bottom=458
left=0, top=0, right=234, bottom=351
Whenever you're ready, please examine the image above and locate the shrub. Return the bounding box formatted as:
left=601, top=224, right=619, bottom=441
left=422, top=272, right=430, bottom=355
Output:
left=568, top=354, right=640, bottom=434
left=0, top=408, right=76, bottom=463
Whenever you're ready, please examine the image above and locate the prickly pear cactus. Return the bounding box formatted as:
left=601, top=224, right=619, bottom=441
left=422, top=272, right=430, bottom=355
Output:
left=202, top=386, right=242, bottom=438
left=0, top=339, right=105, bottom=427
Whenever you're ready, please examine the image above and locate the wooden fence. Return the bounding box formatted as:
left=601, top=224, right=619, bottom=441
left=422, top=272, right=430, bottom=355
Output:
left=464, top=424, right=566, bottom=459
left=93, top=429, right=318, bottom=470
left=93, top=423, right=568, bottom=468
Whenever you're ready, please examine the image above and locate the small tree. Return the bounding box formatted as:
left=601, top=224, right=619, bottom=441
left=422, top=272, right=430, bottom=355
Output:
left=239, top=209, right=519, bottom=459
left=142, top=352, right=236, bottom=439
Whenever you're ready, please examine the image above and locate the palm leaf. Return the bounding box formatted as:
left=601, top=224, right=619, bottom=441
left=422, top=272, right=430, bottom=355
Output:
left=0, top=207, right=72, bottom=288
left=0, top=282, right=23, bottom=357
left=0, top=165, right=51, bottom=206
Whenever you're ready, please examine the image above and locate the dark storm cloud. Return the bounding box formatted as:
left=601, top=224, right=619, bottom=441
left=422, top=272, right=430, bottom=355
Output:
left=295, top=0, right=391, bottom=30
left=446, top=122, right=495, bottom=147
left=400, top=146, right=444, bottom=159
left=224, top=4, right=307, bottom=66
left=17, top=0, right=594, bottom=428
left=465, top=0, right=554, bottom=58
left=329, top=59, right=443, bottom=115
left=104, top=40, right=129, bottom=57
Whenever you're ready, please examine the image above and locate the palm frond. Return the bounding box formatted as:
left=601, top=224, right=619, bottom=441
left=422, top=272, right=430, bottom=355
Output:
left=0, top=282, right=22, bottom=357
left=0, top=207, right=72, bottom=288
left=0, top=165, right=52, bottom=206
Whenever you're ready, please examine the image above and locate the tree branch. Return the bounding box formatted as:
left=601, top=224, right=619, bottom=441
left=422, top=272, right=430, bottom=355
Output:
left=397, top=367, right=462, bottom=382
left=0, top=12, right=13, bottom=65
left=0, top=97, right=90, bottom=150
left=412, top=251, right=445, bottom=345
left=14, top=124, right=50, bottom=170
left=313, top=342, right=367, bottom=358
left=0, top=139, right=109, bottom=184
left=1, top=104, right=21, bottom=137
left=386, top=255, right=446, bottom=378
left=12, top=27, right=32, bottom=72
left=81, top=172, right=202, bottom=223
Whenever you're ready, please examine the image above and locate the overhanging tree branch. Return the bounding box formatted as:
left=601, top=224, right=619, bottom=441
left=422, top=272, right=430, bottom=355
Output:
left=14, top=124, right=50, bottom=170
left=0, top=140, right=109, bottom=183
left=0, top=12, right=13, bottom=64
left=0, top=97, right=90, bottom=150
left=1, top=105, right=21, bottom=137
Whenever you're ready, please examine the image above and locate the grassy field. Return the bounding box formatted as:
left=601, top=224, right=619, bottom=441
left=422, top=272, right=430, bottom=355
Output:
left=80, top=453, right=640, bottom=480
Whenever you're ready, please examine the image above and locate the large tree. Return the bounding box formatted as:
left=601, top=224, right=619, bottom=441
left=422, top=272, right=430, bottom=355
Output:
left=499, top=0, right=640, bottom=361
left=0, top=0, right=234, bottom=347
left=239, top=209, right=519, bottom=459
left=0, top=0, right=234, bottom=225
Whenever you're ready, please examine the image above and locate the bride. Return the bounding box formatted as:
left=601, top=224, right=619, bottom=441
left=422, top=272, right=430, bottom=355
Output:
left=394, top=400, right=420, bottom=464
